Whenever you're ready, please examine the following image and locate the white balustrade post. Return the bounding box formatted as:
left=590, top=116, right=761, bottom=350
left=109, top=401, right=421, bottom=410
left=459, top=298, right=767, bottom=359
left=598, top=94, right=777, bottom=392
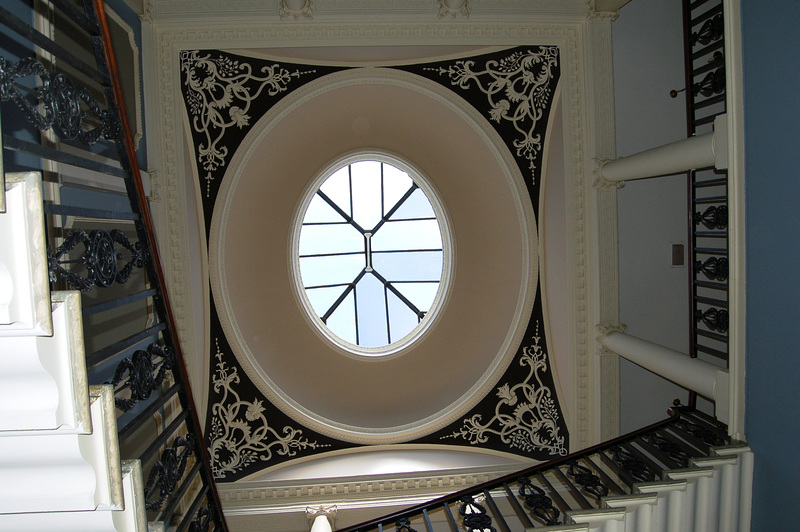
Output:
left=599, top=114, right=727, bottom=183
left=600, top=330, right=729, bottom=422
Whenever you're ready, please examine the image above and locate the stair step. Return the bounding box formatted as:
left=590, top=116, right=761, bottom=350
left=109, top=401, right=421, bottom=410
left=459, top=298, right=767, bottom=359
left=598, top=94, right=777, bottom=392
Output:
left=0, top=384, right=123, bottom=513
left=0, top=291, right=91, bottom=433
left=0, top=172, right=51, bottom=337
left=0, top=460, right=147, bottom=531
left=567, top=507, right=627, bottom=531
left=603, top=493, right=658, bottom=531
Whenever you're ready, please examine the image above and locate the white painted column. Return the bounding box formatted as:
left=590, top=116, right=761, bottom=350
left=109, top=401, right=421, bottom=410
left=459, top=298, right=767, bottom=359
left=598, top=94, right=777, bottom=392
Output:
left=600, top=114, right=728, bottom=183
left=601, top=331, right=729, bottom=421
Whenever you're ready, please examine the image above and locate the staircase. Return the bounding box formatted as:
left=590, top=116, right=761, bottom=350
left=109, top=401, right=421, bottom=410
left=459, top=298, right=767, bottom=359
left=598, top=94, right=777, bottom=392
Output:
left=0, top=0, right=226, bottom=529
left=0, top=171, right=147, bottom=530
left=336, top=409, right=752, bottom=532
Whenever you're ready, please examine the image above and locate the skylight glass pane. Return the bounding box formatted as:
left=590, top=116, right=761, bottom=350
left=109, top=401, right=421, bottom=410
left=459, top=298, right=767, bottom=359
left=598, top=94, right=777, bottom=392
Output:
left=299, top=224, right=363, bottom=255
left=351, top=161, right=382, bottom=230
left=300, top=254, right=364, bottom=288
left=355, top=274, right=388, bottom=347
left=387, top=290, right=419, bottom=342
left=389, top=188, right=435, bottom=220
left=306, top=285, right=349, bottom=317
left=372, top=251, right=443, bottom=282
left=304, top=194, right=346, bottom=223
left=382, top=164, right=413, bottom=215
left=319, top=166, right=351, bottom=216
left=372, top=219, right=443, bottom=251
left=396, top=282, right=439, bottom=311
left=327, top=291, right=356, bottom=344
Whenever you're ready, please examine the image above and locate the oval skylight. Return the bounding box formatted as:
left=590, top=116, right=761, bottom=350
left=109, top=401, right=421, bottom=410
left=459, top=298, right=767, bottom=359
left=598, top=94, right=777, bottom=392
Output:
left=294, top=155, right=451, bottom=356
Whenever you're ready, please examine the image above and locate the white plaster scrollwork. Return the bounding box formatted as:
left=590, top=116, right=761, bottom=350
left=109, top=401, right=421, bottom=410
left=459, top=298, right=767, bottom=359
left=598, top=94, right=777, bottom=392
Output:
left=180, top=51, right=315, bottom=197
left=280, top=0, right=314, bottom=20
left=208, top=339, right=326, bottom=479
left=442, top=323, right=567, bottom=456
left=437, top=0, right=469, bottom=19
left=593, top=157, right=625, bottom=189
left=426, top=47, right=559, bottom=186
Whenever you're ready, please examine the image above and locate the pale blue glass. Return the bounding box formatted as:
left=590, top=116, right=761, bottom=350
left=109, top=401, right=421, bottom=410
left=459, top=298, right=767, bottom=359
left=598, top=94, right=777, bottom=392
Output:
left=355, top=274, right=389, bottom=347
left=382, top=164, right=413, bottom=215
left=396, top=282, right=439, bottom=311
left=372, top=219, right=442, bottom=251
left=327, top=291, right=356, bottom=344
left=351, top=161, right=383, bottom=229
left=387, top=290, right=418, bottom=342
left=372, top=251, right=443, bottom=282
left=389, top=188, right=435, bottom=220
left=306, top=285, right=348, bottom=317
left=319, top=166, right=351, bottom=215
left=304, top=195, right=345, bottom=223
left=299, top=254, right=364, bottom=287
left=299, top=223, right=363, bottom=255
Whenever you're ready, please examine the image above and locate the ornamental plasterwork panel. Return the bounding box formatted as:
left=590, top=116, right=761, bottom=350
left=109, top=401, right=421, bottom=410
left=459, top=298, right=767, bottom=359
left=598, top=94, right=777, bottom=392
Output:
left=146, top=18, right=608, bottom=466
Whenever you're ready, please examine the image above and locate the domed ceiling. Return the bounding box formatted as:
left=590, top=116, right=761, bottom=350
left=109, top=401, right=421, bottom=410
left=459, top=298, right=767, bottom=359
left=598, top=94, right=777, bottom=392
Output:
left=179, top=45, right=569, bottom=481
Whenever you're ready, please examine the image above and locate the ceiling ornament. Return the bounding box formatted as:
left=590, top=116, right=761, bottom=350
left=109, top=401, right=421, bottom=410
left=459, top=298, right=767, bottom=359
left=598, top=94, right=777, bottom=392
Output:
left=208, top=338, right=330, bottom=479
left=180, top=50, right=317, bottom=200
left=280, top=0, right=314, bottom=20
left=180, top=47, right=566, bottom=479
left=423, top=46, right=559, bottom=187
left=437, top=0, right=469, bottom=18
left=439, top=322, right=567, bottom=457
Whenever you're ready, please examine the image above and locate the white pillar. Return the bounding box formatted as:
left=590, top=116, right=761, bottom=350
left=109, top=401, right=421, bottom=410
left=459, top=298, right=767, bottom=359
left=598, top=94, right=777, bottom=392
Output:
left=310, top=515, right=332, bottom=532
left=600, top=114, right=728, bottom=183
left=601, top=331, right=728, bottom=412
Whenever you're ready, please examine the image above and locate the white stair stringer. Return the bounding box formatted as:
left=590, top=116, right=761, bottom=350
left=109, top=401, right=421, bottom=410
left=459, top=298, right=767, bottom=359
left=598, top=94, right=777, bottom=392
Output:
left=0, top=291, right=91, bottom=433
left=0, top=384, right=124, bottom=514
left=0, top=459, right=148, bottom=532
left=532, top=445, right=753, bottom=532
left=0, top=172, right=52, bottom=336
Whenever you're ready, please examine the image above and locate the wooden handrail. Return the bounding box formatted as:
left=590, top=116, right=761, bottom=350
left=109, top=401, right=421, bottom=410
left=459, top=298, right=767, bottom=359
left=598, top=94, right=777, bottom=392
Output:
left=88, top=1, right=227, bottom=528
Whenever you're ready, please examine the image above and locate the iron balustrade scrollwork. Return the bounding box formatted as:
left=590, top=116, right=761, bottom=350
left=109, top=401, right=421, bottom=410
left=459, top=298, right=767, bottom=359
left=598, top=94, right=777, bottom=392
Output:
left=693, top=67, right=726, bottom=98
left=695, top=205, right=728, bottom=230
left=695, top=256, right=728, bottom=281
left=695, top=307, right=729, bottom=333
left=109, top=343, right=176, bottom=412
left=518, top=477, right=560, bottom=525
left=189, top=506, right=216, bottom=532
left=674, top=418, right=726, bottom=447
left=610, top=446, right=655, bottom=483
left=47, top=228, right=146, bottom=291
left=643, top=433, right=690, bottom=466
left=0, top=56, right=119, bottom=145
left=145, top=434, right=196, bottom=512
left=691, top=14, right=724, bottom=46
left=459, top=496, right=496, bottom=532
left=566, top=462, right=608, bottom=500
left=395, top=517, right=417, bottom=532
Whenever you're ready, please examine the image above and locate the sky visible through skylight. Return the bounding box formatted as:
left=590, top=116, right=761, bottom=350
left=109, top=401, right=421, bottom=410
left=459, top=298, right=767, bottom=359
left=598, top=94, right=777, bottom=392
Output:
left=299, top=160, right=444, bottom=348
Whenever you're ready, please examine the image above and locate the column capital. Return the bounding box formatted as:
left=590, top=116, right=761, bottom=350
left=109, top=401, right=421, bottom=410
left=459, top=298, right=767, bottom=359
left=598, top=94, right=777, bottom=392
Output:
left=307, top=505, right=337, bottom=531
left=593, top=158, right=626, bottom=189
left=596, top=322, right=628, bottom=344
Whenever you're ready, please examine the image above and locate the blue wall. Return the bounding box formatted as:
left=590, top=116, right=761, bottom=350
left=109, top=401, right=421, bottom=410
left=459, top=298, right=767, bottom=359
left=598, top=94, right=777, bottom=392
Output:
left=741, top=0, right=800, bottom=528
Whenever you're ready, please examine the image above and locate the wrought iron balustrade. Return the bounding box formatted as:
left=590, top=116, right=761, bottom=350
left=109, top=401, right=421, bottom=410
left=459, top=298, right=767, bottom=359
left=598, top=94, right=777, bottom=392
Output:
left=337, top=407, right=729, bottom=531
left=680, top=0, right=730, bottom=377
left=0, top=0, right=226, bottom=529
